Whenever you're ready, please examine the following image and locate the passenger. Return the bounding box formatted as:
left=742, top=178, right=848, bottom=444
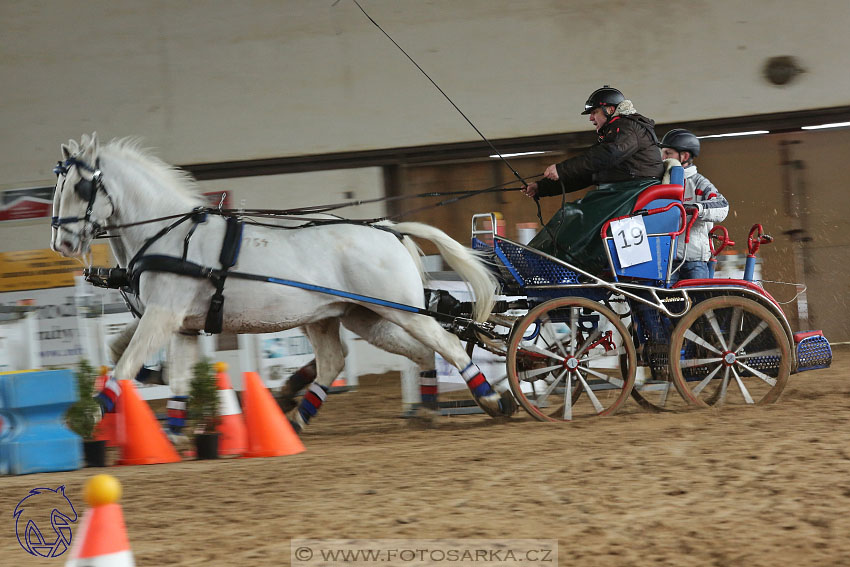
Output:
left=657, top=129, right=729, bottom=282
left=522, top=86, right=664, bottom=274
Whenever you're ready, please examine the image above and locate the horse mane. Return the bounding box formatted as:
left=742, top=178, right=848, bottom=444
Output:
left=99, top=138, right=204, bottom=205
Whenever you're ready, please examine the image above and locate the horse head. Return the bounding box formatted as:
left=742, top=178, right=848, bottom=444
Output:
left=51, top=132, right=114, bottom=257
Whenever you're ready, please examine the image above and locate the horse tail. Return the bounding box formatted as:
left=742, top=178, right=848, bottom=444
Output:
left=389, top=221, right=497, bottom=322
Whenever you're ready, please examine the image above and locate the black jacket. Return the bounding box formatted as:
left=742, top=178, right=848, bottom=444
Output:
left=537, top=113, right=664, bottom=197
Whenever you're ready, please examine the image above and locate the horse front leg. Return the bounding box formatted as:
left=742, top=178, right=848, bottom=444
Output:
left=290, top=319, right=346, bottom=433
left=163, top=331, right=200, bottom=440
left=113, top=306, right=184, bottom=382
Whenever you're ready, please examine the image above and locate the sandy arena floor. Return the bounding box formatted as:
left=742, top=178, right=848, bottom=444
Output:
left=1, top=347, right=848, bottom=566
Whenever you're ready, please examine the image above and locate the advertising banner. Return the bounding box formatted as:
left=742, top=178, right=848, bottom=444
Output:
left=0, top=244, right=110, bottom=291
left=0, top=186, right=53, bottom=221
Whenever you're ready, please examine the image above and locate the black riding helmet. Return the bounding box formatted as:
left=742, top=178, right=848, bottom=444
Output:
left=658, top=128, right=701, bottom=158
left=581, top=85, right=625, bottom=115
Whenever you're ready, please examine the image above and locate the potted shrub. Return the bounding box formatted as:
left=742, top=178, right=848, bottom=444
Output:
left=67, top=359, right=107, bottom=467
left=188, top=359, right=220, bottom=459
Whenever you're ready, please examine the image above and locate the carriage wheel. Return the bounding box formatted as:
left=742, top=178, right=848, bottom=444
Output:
left=669, top=296, right=790, bottom=407
left=506, top=297, right=636, bottom=421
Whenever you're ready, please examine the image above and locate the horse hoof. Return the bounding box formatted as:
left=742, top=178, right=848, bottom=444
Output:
left=165, top=431, right=189, bottom=447
left=498, top=389, right=518, bottom=417
left=288, top=418, right=303, bottom=434
left=476, top=392, right=516, bottom=418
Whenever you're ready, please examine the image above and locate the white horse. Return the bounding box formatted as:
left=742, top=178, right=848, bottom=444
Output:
left=51, top=134, right=513, bottom=431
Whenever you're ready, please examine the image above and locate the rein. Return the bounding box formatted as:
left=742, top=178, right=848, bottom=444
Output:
left=93, top=175, right=539, bottom=236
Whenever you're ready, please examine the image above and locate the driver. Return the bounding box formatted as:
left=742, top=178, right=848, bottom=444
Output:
left=522, top=86, right=664, bottom=273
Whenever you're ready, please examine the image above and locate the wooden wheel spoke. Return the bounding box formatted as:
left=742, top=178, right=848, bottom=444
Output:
left=519, top=363, right=563, bottom=381
left=692, top=363, right=723, bottom=395
left=734, top=320, right=769, bottom=354
left=683, top=329, right=723, bottom=355
left=718, top=367, right=730, bottom=404
left=737, top=348, right=781, bottom=361
left=519, top=341, right=564, bottom=362
left=704, top=309, right=729, bottom=351
left=569, top=307, right=578, bottom=355
left=728, top=306, right=742, bottom=347
left=539, top=314, right=568, bottom=358
left=580, top=365, right=625, bottom=389
left=681, top=357, right=723, bottom=369
left=575, top=327, right=602, bottom=358
left=576, top=372, right=605, bottom=413
left=731, top=367, right=755, bottom=404
left=734, top=361, right=778, bottom=387
left=538, top=369, right=567, bottom=404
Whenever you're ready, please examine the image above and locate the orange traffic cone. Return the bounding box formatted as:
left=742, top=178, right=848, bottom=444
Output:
left=65, top=474, right=134, bottom=567
left=93, top=366, right=119, bottom=448
left=241, top=371, right=305, bottom=457
left=213, top=362, right=247, bottom=456
left=115, top=380, right=181, bottom=465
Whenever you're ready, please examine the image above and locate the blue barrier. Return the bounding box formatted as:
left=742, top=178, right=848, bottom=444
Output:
left=0, top=370, right=82, bottom=475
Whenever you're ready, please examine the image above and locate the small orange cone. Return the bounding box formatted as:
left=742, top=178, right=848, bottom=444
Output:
left=115, top=380, right=181, bottom=465
left=213, top=362, right=247, bottom=456
left=241, top=371, right=305, bottom=457
left=65, top=474, right=134, bottom=567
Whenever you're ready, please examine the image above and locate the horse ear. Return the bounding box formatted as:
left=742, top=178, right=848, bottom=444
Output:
left=79, top=132, right=98, bottom=160
left=62, top=139, right=79, bottom=159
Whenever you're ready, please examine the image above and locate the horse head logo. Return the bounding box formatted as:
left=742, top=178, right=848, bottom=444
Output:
left=13, top=486, right=78, bottom=558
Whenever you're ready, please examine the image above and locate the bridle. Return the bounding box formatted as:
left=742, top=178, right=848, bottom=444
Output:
left=52, top=156, right=115, bottom=239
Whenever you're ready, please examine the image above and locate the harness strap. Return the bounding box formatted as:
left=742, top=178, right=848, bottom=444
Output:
left=204, top=217, right=244, bottom=334
left=129, top=216, right=244, bottom=334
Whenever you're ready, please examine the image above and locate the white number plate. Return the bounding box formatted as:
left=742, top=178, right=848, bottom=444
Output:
left=610, top=216, right=652, bottom=268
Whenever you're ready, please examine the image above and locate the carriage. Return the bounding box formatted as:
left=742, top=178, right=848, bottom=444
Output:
left=446, top=164, right=833, bottom=421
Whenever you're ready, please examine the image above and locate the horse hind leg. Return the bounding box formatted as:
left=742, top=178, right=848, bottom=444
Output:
left=290, top=319, right=346, bottom=432
left=341, top=307, right=441, bottom=413
left=377, top=310, right=515, bottom=418
left=275, top=359, right=317, bottom=413
left=276, top=335, right=348, bottom=412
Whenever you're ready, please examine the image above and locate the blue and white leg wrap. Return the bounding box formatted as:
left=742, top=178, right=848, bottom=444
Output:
left=166, top=396, right=188, bottom=434
left=419, top=369, right=438, bottom=410
left=461, top=363, right=494, bottom=398
left=297, top=383, right=329, bottom=425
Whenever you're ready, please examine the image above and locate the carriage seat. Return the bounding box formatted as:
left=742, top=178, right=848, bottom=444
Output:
left=602, top=160, right=686, bottom=283
left=633, top=159, right=685, bottom=229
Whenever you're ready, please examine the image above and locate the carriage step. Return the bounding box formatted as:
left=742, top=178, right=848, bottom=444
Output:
left=400, top=399, right=485, bottom=417
left=794, top=330, right=832, bottom=372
